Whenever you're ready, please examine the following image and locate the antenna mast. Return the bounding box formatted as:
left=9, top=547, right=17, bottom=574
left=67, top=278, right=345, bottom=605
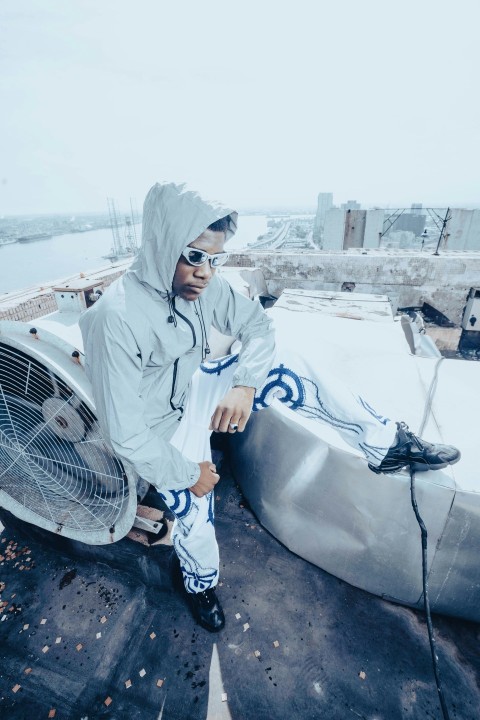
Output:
left=107, top=198, right=123, bottom=255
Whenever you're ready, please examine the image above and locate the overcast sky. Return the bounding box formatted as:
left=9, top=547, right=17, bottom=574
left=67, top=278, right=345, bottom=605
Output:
left=1, top=0, right=479, bottom=215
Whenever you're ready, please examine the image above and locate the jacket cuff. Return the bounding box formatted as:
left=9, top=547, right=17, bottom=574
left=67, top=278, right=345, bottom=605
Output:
left=186, top=460, right=201, bottom=488
left=232, top=368, right=258, bottom=390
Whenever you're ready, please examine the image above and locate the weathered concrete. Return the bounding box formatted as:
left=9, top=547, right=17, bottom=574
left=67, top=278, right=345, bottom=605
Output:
left=231, top=250, right=480, bottom=324
left=321, top=207, right=480, bottom=253
left=446, top=209, right=480, bottom=251
left=424, top=326, right=462, bottom=354
left=0, top=265, right=128, bottom=322
left=2, top=249, right=479, bottom=327
left=364, top=208, right=385, bottom=248
left=343, top=209, right=366, bottom=249
left=322, top=208, right=345, bottom=250
left=0, top=266, right=268, bottom=324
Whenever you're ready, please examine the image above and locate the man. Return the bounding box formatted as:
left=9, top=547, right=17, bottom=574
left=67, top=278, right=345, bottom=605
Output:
left=79, top=182, right=460, bottom=633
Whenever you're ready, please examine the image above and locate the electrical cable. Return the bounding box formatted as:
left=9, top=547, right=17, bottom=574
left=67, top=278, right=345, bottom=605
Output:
left=409, top=469, right=451, bottom=720
left=410, top=355, right=450, bottom=720
left=418, top=357, right=444, bottom=434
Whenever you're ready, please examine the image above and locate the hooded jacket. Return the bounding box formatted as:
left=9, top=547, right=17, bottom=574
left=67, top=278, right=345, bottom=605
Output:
left=79, top=182, right=275, bottom=491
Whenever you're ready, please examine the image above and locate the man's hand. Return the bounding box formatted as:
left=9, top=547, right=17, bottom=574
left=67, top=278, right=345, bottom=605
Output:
left=190, top=460, right=220, bottom=497
left=209, top=386, right=255, bottom=434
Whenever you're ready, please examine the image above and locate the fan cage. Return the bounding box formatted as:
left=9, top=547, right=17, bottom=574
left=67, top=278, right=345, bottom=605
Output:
left=0, top=340, right=132, bottom=542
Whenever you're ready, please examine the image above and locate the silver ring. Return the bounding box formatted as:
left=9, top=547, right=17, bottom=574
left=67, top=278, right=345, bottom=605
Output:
left=229, top=423, right=239, bottom=431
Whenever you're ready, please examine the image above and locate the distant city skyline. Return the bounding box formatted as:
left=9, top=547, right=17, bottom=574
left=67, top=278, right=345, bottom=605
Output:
left=3, top=199, right=480, bottom=219
left=1, top=1, right=479, bottom=215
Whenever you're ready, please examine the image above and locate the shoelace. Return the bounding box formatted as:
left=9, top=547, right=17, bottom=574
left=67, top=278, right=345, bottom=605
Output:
left=396, top=423, right=425, bottom=454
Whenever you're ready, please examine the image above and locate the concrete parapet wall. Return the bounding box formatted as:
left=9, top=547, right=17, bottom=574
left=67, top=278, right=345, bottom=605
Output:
left=2, top=252, right=478, bottom=327
left=0, top=269, right=125, bottom=323
left=0, top=292, right=58, bottom=323
left=228, top=250, right=480, bottom=324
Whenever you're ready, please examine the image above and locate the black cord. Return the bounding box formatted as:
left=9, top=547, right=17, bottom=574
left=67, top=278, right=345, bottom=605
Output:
left=198, top=298, right=210, bottom=356
left=410, top=355, right=451, bottom=718
left=166, top=293, right=177, bottom=326
left=196, top=299, right=211, bottom=359
left=193, top=302, right=204, bottom=360
left=409, top=468, right=451, bottom=720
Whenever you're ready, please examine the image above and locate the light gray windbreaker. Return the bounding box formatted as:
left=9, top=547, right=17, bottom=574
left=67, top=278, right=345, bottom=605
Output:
left=79, top=182, right=275, bottom=491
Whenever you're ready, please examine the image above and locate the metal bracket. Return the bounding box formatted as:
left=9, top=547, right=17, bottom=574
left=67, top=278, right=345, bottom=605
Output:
left=133, top=514, right=164, bottom=534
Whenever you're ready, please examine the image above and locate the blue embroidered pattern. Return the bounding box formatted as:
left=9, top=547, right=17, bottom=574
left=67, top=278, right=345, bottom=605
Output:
left=200, top=353, right=239, bottom=376
left=175, top=538, right=218, bottom=592
left=253, top=364, right=305, bottom=411
left=254, top=364, right=363, bottom=436
left=358, top=397, right=390, bottom=426
left=299, top=376, right=363, bottom=435
left=160, top=489, right=217, bottom=591
left=359, top=441, right=390, bottom=462
left=159, top=489, right=192, bottom=518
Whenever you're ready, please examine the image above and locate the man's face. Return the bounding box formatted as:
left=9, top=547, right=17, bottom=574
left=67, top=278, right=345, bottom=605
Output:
left=172, top=228, right=226, bottom=301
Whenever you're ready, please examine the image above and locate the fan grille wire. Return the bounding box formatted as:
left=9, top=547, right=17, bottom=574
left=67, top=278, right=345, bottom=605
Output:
left=0, top=342, right=129, bottom=534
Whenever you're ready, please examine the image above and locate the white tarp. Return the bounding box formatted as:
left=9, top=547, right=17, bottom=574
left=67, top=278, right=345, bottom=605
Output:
left=230, top=291, right=480, bottom=621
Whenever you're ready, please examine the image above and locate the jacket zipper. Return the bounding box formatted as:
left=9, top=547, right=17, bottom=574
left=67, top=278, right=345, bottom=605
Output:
left=169, top=358, right=180, bottom=413
left=169, top=299, right=197, bottom=415
left=172, top=298, right=197, bottom=349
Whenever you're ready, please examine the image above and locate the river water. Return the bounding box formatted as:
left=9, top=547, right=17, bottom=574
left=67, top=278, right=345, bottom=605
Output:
left=0, top=215, right=267, bottom=295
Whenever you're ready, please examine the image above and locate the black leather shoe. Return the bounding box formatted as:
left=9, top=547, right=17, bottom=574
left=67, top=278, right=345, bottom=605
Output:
left=369, top=421, right=461, bottom=474
left=188, top=588, right=225, bottom=633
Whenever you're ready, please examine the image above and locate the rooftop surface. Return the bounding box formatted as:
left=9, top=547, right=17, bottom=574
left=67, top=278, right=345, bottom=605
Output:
left=0, top=444, right=479, bottom=720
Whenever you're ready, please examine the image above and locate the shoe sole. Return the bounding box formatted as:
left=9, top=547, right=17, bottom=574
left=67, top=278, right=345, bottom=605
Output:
left=196, top=617, right=225, bottom=633
left=369, top=453, right=461, bottom=475
left=187, top=594, right=226, bottom=633
left=410, top=454, right=461, bottom=473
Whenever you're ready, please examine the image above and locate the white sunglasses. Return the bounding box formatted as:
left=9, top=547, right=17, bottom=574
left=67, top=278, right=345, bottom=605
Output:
left=181, top=247, right=230, bottom=268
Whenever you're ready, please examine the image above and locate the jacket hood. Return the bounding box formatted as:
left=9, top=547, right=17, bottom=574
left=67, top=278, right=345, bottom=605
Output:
left=129, top=181, right=238, bottom=294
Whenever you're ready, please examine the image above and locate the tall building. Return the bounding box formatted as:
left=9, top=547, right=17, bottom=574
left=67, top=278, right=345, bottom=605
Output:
left=389, top=212, right=425, bottom=237
left=313, top=192, right=333, bottom=243
left=341, top=200, right=361, bottom=211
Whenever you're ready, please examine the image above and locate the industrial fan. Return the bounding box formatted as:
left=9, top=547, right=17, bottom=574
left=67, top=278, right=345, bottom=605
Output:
left=0, top=320, right=138, bottom=544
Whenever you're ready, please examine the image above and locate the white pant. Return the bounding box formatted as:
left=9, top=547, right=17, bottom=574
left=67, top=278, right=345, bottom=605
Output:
left=158, top=351, right=397, bottom=594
